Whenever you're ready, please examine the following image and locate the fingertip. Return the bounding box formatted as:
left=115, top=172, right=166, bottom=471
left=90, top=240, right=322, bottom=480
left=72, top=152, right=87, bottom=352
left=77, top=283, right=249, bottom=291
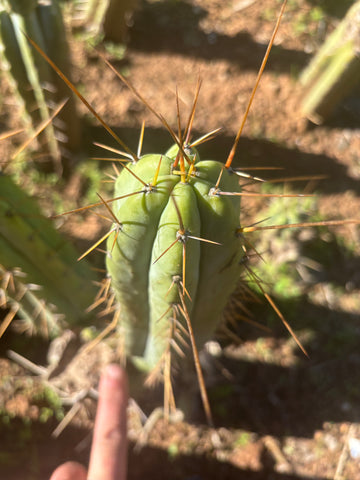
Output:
left=105, top=363, right=125, bottom=380
left=50, top=461, right=87, bottom=480
left=103, top=364, right=128, bottom=393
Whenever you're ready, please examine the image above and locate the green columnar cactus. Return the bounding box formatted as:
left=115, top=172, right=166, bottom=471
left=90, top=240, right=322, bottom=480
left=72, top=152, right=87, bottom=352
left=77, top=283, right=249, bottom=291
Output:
left=0, top=0, right=81, bottom=172
left=300, top=1, right=360, bottom=123
left=106, top=145, right=245, bottom=374
left=0, top=264, right=62, bottom=337
left=0, top=173, right=98, bottom=336
left=80, top=0, right=138, bottom=44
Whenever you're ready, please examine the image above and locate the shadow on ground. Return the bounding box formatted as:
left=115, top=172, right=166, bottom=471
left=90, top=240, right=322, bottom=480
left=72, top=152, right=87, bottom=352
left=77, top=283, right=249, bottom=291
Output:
left=305, top=0, right=354, bottom=18
left=0, top=411, right=332, bottom=480
left=211, top=298, right=360, bottom=438
left=87, top=124, right=360, bottom=197
left=128, top=0, right=310, bottom=73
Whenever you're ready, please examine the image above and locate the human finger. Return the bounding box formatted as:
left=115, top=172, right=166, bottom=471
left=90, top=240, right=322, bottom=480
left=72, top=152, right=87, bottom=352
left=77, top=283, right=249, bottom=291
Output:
left=49, top=461, right=87, bottom=480
left=87, top=364, right=128, bottom=480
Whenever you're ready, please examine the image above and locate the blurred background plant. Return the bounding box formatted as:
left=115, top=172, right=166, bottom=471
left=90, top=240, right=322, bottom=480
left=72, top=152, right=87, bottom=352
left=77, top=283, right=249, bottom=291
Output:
left=0, top=169, right=99, bottom=339
left=73, top=0, right=139, bottom=44
left=0, top=0, right=82, bottom=175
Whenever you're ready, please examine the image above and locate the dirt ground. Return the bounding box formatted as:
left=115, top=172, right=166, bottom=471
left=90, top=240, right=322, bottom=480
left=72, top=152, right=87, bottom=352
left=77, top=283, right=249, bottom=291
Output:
left=1, top=0, right=360, bottom=479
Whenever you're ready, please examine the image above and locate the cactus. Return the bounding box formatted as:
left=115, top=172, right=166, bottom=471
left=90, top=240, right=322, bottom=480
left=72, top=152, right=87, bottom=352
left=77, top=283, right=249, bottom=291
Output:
left=106, top=147, right=245, bottom=374
left=300, top=1, right=360, bottom=123
left=23, top=0, right=360, bottom=424
left=0, top=0, right=81, bottom=173
left=0, top=264, right=63, bottom=338
left=0, top=173, right=99, bottom=338
left=77, top=0, right=138, bottom=44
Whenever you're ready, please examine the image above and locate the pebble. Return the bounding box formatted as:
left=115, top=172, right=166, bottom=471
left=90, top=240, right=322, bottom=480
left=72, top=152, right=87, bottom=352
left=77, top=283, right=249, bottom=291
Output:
left=348, top=437, right=360, bottom=459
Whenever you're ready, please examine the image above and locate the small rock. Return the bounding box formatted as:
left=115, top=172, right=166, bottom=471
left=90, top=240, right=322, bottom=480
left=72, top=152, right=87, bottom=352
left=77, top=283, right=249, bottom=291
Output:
left=348, top=437, right=360, bottom=459
left=323, top=433, right=338, bottom=452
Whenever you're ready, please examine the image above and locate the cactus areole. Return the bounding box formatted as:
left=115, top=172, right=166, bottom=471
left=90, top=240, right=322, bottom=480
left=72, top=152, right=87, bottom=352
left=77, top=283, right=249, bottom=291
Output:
left=106, top=144, right=244, bottom=373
